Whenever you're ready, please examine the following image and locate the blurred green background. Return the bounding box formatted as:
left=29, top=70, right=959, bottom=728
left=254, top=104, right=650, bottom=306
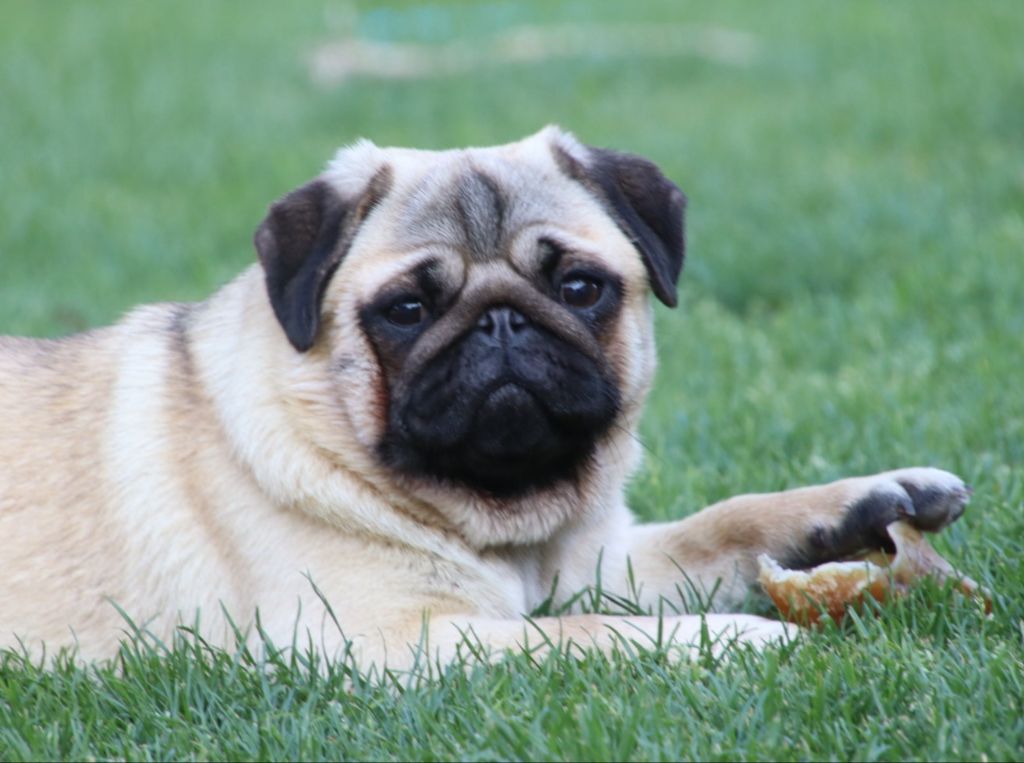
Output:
left=2, top=3, right=1023, bottom=759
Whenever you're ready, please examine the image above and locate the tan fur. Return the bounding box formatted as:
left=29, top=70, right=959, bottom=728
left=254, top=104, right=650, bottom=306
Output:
left=0, top=127, right=967, bottom=668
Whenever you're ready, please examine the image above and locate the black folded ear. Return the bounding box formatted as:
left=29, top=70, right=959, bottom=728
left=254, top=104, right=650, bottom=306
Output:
left=254, top=169, right=391, bottom=352
left=555, top=145, right=686, bottom=308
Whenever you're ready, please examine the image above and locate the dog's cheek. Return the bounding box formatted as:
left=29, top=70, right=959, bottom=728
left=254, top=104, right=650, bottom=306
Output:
left=326, top=322, right=392, bottom=452
left=605, top=300, right=657, bottom=419
left=305, top=279, right=389, bottom=452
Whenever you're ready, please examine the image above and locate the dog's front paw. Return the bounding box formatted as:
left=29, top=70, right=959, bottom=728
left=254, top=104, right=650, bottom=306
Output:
left=699, top=614, right=801, bottom=655
left=878, top=467, right=972, bottom=531
left=795, top=467, right=970, bottom=568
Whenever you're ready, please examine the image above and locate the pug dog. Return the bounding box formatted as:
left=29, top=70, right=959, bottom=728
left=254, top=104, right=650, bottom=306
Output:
left=0, top=127, right=970, bottom=667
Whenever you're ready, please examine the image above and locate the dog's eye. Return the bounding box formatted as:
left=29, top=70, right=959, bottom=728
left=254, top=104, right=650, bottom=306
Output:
left=387, top=299, right=425, bottom=327
left=560, top=276, right=603, bottom=309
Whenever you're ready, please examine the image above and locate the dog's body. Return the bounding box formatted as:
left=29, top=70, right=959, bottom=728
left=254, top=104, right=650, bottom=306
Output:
left=0, top=128, right=969, bottom=667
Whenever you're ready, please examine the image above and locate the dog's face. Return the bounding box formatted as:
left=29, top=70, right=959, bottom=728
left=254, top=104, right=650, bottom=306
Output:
left=253, top=127, right=685, bottom=540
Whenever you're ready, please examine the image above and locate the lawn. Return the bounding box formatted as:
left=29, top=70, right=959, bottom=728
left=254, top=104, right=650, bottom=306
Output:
left=1, top=0, right=1023, bottom=760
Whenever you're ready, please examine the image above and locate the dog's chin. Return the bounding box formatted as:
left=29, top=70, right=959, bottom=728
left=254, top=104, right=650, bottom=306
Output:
left=381, top=381, right=613, bottom=498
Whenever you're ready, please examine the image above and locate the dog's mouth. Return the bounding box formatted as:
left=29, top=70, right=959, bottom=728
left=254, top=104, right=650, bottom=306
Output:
left=381, top=365, right=619, bottom=497
left=471, top=382, right=549, bottom=458
left=374, top=306, right=621, bottom=497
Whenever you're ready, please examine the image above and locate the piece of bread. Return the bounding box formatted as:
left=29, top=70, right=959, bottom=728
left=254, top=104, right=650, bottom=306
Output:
left=758, top=521, right=989, bottom=626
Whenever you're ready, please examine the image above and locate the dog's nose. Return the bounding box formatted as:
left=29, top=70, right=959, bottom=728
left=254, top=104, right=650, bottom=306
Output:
left=476, top=306, right=528, bottom=339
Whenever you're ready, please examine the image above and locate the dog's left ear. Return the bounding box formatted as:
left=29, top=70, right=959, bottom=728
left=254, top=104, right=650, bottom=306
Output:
left=555, top=142, right=686, bottom=308
left=254, top=169, right=391, bottom=352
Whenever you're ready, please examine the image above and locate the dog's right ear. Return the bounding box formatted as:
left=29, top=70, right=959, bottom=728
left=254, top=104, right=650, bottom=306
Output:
left=254, top=169, right=391, bottom=352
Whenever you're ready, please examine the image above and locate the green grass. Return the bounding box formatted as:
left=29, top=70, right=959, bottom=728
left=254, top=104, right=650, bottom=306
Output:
left=1, top=0, right=1023, bottom=759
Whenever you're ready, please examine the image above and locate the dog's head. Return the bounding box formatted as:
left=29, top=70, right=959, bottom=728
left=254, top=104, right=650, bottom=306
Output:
left=254, top=127, right=685, bottom=542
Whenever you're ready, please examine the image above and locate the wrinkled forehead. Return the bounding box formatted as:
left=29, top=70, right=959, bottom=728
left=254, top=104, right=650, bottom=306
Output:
left=329, top=136, right=637, bottom=300
left=387, top=149, right=587, bottom=260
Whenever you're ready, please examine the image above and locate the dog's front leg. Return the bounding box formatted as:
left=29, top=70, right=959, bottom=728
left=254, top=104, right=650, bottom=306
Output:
left=625, top=467, right=971, bottom=612
left=367, top=612, right=796, bottom=672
